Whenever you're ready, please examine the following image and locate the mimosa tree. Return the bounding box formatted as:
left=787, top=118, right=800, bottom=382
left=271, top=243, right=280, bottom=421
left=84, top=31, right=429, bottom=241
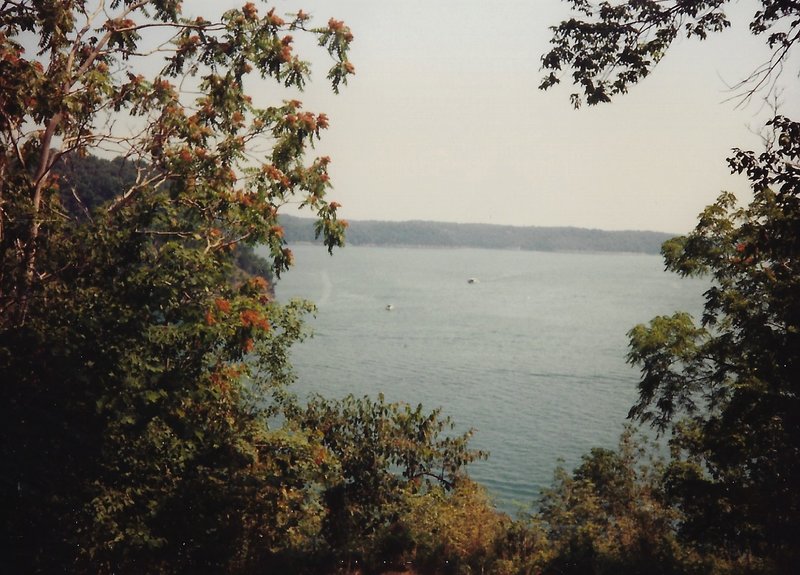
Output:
left=0, top=1, right=353, bottom=571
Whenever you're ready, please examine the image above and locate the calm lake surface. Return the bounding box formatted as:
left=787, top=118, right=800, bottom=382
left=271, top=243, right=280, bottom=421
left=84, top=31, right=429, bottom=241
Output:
left=269, top=244, right=707, bottom=512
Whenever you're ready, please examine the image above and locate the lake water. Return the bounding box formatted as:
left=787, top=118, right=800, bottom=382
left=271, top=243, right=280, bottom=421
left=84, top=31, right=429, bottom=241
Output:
left=269, top=244, right=707, bottom=512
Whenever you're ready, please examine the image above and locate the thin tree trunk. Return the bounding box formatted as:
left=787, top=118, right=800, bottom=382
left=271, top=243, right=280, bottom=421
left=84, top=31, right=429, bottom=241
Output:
left=11, top=3, right=119, bottom=325
left=14, top=113, right=61, bottom=325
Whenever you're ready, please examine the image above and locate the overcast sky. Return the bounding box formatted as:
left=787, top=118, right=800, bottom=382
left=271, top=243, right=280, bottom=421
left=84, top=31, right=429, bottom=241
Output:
left=194, top=0, right=799, bottom=233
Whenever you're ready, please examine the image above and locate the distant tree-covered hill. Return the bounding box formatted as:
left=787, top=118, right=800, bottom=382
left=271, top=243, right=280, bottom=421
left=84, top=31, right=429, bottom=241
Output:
left=280, top=214, right=674, bottom=254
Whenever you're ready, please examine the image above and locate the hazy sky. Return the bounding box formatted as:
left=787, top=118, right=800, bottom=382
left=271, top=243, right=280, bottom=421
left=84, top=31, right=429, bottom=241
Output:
left=195, top=1, right=799, bottom=233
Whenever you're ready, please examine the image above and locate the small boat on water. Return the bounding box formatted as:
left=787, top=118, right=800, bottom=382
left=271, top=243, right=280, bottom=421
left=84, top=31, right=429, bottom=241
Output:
left=385, top=304, right=394, bottom=311
left=467, top=278, right=479, bottom=284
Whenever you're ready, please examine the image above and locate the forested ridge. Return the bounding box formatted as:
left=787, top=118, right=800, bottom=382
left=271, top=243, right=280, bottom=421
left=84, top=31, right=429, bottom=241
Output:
left=281, top=214, right=673, bottom=254
left=1, top=2, right=798, bottom=575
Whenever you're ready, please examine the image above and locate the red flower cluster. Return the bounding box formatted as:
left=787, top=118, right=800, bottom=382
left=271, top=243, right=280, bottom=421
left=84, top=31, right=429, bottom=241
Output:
left=242, top=2, right=258, bottom=20
left=282, top=247, right=294, bottom=266
left=279, top=35, right=293, bottom=62
left=105, top=18, right=136, bottom=31
left=263, top=164, right=290, bottom=187
left=249, top=276, right=270, bottom=293
left=327, top=18, right=354, bottom=42
left=267, top=8, right=285, bottom=27
left=240, top=309, right=270, bottom=331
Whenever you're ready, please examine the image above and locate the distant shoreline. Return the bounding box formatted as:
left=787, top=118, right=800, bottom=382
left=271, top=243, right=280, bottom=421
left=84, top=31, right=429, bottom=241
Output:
left=280, top=215, right=676, bottom=256
left=285, top=240, right=667, bottom=257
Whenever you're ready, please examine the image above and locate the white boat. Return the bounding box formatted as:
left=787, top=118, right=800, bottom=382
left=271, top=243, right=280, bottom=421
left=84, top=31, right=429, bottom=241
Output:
left=385, top=304, right=394, bottom=311
left=467, top=278, right=479, bottom=284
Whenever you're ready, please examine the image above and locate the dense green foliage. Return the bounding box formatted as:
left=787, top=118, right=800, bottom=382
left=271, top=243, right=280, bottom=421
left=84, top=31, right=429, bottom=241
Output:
left=626, top=115, right=800, bottom=570
left=281, top=214, right=673, bottom=254
left=3, top=1, right=798, bottom=573
left=293, top=394, right=486, bottom=572
left=52, top=152, right=276, bottom=286
left=0, top=2, right=326, bottom=572
left=538, top=1, right=800, bottom=573
left=536, top=430, right=686, bottom=574
left=0, top=3, right=494, bottom=573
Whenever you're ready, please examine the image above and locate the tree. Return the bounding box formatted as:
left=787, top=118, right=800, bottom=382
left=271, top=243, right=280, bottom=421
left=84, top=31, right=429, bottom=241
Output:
left=541, top=0, right=799, bottom=107
left=293, top=393, right=486, bottom=571
left=0, top=1, right=354, bottom=572
left=537, top=429, right=689, bottom=575
left=627, top=116, right=800, bottom=569
left=400, top=478, right=510, bottom=575
left=542, top=1, right=800, bottom=570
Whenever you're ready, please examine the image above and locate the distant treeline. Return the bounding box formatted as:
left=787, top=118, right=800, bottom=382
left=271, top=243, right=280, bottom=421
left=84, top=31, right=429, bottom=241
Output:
left=280, top=214, right=675, bottom=254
